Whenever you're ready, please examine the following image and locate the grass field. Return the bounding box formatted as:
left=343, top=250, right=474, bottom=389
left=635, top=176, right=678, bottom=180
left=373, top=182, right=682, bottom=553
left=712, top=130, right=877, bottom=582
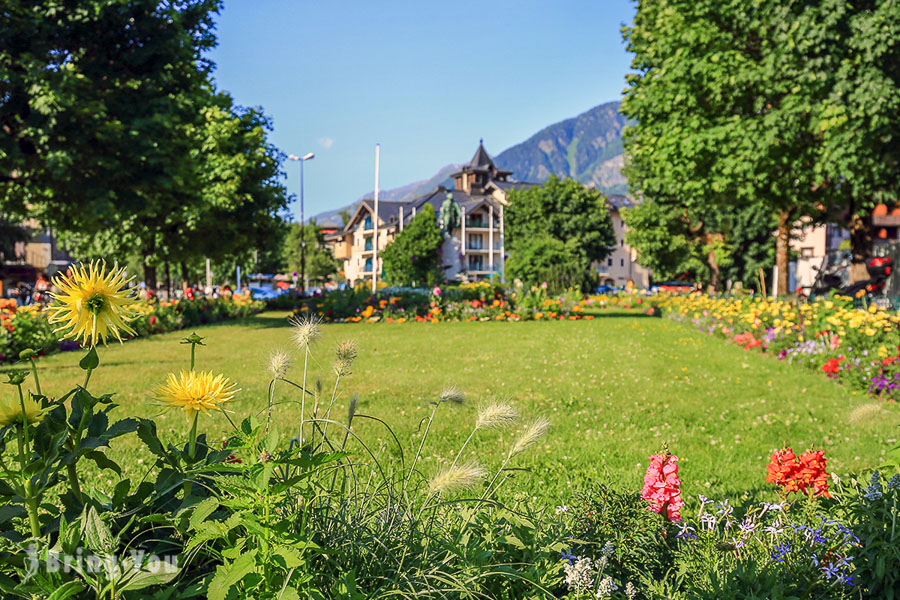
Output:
left=7, top=310, right=899, bottom=506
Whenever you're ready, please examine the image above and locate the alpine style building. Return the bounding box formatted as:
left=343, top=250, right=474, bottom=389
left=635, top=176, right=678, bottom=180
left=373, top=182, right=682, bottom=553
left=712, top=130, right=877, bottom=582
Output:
left=328, top=142, right=536, bottom=284
left=325, top=142, right=651, bottom=288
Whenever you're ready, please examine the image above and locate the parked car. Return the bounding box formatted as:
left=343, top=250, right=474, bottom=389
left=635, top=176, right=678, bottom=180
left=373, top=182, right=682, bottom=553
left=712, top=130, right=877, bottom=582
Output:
left=593, top=284, right=620, bottom=294
left=248, top=286, right=286, bottom=300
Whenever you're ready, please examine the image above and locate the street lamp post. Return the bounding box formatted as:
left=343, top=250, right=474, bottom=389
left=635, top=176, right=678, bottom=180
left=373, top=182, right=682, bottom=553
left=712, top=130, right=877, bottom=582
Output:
left=287, top=152, right=315, bottom=293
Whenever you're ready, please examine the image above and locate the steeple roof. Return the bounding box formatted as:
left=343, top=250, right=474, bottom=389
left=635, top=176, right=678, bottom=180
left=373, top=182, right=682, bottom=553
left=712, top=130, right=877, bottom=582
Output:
left=468, top=139, right=496, bottom=171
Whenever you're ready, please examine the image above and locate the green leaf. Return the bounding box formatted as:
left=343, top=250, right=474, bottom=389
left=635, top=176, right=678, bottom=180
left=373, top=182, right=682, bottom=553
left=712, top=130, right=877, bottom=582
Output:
left=272, top=545, right=305, bottom=570
left=190, top=497, right=219, bottom=530
left=79, top=347, right=99, bottom=371
left=278, top=587, right=301, bottom=600
left=137, top=419, right=167, bottom=459
left=0, top=505, right=26, bottom=525
left=207, top=550, right=258, bottom=600
left=84, top=450, right=122, bottom=475
left=118, top=557, right=180, bottom=591
left=81, top=506, right=114, bottom=553
left=46, top=582, right=86, bottom=600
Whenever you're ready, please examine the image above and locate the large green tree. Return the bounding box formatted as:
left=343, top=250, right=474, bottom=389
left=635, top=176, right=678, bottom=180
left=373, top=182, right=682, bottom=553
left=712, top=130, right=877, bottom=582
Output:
left=505, top=176, right=615, bottom=289
left=381, top=204, right=444, bottom=287
left=1, top=0, right=289, bottom=286
left=622, top=0, right=899, bottom=290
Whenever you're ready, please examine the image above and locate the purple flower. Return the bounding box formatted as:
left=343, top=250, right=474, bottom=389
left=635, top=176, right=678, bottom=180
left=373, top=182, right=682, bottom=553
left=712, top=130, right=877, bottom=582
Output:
left=770, top=542, right=791, bottom=562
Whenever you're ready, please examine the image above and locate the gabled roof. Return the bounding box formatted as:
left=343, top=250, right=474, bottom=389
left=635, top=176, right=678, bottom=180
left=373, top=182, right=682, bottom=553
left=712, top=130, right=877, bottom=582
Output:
left=342, top=199, right=407, bottom=233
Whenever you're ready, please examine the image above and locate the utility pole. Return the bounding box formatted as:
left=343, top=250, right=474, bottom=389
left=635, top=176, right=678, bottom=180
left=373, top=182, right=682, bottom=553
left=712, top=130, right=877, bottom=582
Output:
left=287, top=152, right=315, bottom=293
left=372, top=143, right=380, bottom=293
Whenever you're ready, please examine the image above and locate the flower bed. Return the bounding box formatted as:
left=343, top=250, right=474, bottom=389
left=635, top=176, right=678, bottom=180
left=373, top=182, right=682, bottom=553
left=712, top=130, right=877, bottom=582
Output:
left=660, top=293, right=900, bottom=400
left=277, top=284, right=660, bottom=324
left=0, top=294, right=264, bottom=362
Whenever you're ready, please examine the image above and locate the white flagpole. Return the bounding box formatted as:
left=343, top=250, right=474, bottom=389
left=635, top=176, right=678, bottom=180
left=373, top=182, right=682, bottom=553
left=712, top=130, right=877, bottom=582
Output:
left=372, top=143, right=380, bottom=293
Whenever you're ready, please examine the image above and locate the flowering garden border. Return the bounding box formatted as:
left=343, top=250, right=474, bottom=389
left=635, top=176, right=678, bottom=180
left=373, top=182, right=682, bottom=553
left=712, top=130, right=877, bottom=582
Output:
left=1, top=294, right=264, bottom=363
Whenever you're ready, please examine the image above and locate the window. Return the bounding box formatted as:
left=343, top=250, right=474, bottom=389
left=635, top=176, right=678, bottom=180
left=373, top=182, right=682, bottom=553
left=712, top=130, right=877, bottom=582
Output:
left=607, top=258, right=613, bottom=266
left=363, top=216, right=372, bottom=230
left=364, top=237, right=373, bottom=251
left=364, top=258, right=372, bottom=272
left=620, top=258, right=625, bottom=267
left=800, top=247, right=814, bottom=258
left=620, top=239, right=624, bottom=247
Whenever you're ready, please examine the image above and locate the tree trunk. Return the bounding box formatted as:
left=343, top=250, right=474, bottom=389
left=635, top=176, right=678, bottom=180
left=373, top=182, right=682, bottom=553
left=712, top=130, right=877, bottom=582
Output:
left=142, top=239, right=157, bottom=291
left=164, top=261, right=171, bottom=299
left=706, top=242, right=721, bottom=294
left=180, top=261, right=189, bottom=290
left=849, top=212, right=872, bottom=283
left=775, top=209, right=792, bottom=297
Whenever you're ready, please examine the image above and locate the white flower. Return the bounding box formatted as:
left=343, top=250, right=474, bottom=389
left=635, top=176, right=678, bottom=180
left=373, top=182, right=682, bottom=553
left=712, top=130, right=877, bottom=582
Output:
left=595, top=576, right=618, bottom=599
left=555, top=505, right=570, bottom=515
left=601, top=541, right=615, bottom=557
left=625, top=581, right=638, bottom=600
left=563, top=557, right=595, bottom=592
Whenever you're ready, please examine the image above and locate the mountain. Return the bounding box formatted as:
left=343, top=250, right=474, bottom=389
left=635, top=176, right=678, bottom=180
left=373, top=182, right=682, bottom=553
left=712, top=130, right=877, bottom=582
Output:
left=494, top=101, right=628, bottom=194
left=310, top=164, right=460, bottom=228
left=311, top=100, right=628, bottom=225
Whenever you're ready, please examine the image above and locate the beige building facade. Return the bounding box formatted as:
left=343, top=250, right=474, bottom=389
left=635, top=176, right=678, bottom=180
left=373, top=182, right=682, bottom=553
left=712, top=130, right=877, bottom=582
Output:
left=593, top=195, right=651, bottom=288
left=326, top=143, right=652, bottom=288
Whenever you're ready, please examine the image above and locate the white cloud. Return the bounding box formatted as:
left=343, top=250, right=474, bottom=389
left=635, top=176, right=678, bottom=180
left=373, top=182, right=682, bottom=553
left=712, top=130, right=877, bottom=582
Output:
left=317, top=137, right=334, bottom=150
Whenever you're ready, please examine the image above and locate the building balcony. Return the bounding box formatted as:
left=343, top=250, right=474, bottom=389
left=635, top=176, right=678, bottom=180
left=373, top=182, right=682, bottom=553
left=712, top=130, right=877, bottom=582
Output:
left=467, top=269, right=501, bottom=275
left=464, top=246, right=501, bottom=253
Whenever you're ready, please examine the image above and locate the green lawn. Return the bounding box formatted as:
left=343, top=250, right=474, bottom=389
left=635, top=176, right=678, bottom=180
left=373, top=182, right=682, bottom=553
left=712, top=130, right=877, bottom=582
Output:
left=8, top=310, right=899, bottom=505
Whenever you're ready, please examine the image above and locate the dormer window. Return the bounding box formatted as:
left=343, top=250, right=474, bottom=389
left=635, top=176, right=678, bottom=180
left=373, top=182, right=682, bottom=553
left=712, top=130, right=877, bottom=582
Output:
left=363, top=216, right=372, bottom=230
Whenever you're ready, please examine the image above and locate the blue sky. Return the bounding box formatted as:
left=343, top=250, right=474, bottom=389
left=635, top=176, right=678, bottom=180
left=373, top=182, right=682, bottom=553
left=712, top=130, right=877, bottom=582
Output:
left=207, top=0, right=635, bottom=219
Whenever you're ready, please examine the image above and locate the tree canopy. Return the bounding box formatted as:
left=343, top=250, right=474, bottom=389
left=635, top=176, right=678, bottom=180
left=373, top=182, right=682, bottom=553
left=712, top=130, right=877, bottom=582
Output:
left=505, top=176, right=615, bottom=290
left=381, top=204, right=444, bottom=287
left=621, top=0, right=899, bottom=291
left=0, top=0, right=289, bottom=285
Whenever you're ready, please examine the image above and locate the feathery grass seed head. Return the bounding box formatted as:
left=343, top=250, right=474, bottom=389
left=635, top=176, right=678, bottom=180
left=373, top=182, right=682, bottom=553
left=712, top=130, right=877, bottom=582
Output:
left=267, top=348, right=291, bottom=379
left=347, top=394, right=358, bottom=426
left=439, top=386, right=465, bottom=405
left=333, top=340, right=359, bottom=376
left=510, top=417, right=550, bottom=457
left=428, top=462, right=487, bottom=495
left=848, top=402, right=884, bottom=426
left=290, top=314, right=322, bottom=350
left=475, top=402, right=519, bottom=430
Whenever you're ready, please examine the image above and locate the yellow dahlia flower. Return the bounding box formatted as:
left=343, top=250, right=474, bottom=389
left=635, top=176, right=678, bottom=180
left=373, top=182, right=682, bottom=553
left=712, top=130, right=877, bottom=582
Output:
left=154, top=370, right=238, bottom=419
left=48, top=261, right=137, bottom=347
left=0, top=395, right=48, bottom=428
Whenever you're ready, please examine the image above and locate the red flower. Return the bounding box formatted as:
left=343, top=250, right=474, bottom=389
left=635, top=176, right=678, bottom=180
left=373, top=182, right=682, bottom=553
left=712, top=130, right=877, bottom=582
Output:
left=821, top=357, right=844, bottom=375
left=641, top=451, right=684, bottom=521
left=765, top=446, right=830, bottom=498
